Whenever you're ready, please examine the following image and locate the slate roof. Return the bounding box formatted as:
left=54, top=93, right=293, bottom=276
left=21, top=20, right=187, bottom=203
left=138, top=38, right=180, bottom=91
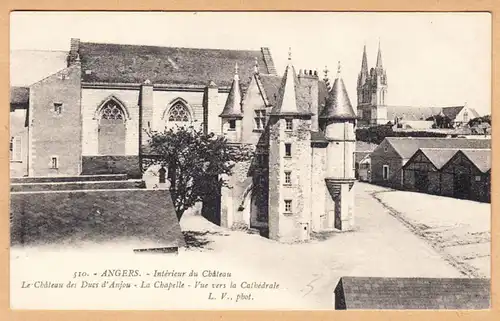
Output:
left=320, top=75, right=356, bottom=120
left=270, top=64, right=313, bottom=116
left=418, top=148, right=461, bottom=169
left=10, top=87, right=30, bottom=106
left=310, top=131, right=328, bottom=143
left=460, top=149, right=491, bottom=173
left=78, top=42, right=276, bottom=86
left=335, top=277, right=490, bottom=310
left=385, top=137, right=491, bottom=159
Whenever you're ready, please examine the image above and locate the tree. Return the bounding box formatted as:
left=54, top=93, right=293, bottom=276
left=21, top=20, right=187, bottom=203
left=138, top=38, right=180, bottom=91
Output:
left=143, top=126, right=254, bottom=220
left=468, top=115, right=491, bottom=127
left=426, top=114, right=452, bottom=128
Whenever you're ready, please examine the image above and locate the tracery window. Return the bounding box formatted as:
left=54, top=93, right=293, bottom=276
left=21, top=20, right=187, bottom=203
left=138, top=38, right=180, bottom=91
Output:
left=168, top=103, right=190, bottom=122
left=100, top=101, right=125, bottom=121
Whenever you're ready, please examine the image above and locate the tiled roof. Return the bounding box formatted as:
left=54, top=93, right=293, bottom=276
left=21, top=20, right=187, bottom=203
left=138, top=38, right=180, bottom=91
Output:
left=335, top=277, right=490, bottom=310
left=356, top=141, right=378, bottom=152
left=386, top=137, right=491, bottom=159
left=10, top=86, right=30, bottom=106
left=355, top=151, right=371, bottom=164
left=258, top=74, right=282, bottom=107
left=418, top=148, right=461, bottom=169
left=79, top=42, right=276, bottom=86
left=460, top=149, right=491, bottom=173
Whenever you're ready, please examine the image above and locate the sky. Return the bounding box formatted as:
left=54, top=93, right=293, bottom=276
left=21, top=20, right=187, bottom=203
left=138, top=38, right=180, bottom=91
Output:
left=10, top=11, right=492, bottom=115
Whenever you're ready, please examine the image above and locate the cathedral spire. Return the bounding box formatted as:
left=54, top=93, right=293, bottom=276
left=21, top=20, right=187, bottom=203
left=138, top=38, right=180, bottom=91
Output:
left=270, top=47, right=312, bottom=116
left=219, top=62, right=243, bottom=118
left=358, top=44, right=369, bottom=87
left=321, top=61, right=356, bottom=120
left=376, top=40, right=383, bottom=70
left=361, top=44, right=368, bottom=73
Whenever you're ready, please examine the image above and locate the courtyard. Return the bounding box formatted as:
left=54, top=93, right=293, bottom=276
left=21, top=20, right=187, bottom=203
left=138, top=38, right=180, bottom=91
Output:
left=10, top=182, right=490, bottom=310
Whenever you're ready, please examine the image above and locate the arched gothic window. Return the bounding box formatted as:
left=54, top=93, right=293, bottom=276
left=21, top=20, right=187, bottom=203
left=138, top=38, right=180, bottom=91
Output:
left=98, top=99, right=126, bottom=155
left=100, top=100, right=125, bottom=121
left=168, top=103, right=191, bottom=122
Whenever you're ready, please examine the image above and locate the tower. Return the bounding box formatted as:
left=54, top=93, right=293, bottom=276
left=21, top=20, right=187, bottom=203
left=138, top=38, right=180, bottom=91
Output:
left=370, top=41, right=388, bottom=124
left=320, top=62, right=356, bottom=231
left=356, top=42, right=388, bottom=125
left=219, top=63, right=243, bottom=143
left=267, top=49, right=314, bottom=242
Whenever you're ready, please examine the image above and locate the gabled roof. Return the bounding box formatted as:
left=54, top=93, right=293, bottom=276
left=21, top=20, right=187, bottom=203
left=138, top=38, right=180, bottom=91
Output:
left=385, top=137, right=491, bottom=159
left=460, top=149, right=491, bottom=173
left=258, top=74, right=282, bottom=107
left=78, top=42, right=276, bottom=86
left=335, top=277, right=490, bottom=310
left=441, top=106, right=465, bottom=120
left=10, top=87, right=30, bottom=106
left=416, top=148, right=460, bottom=169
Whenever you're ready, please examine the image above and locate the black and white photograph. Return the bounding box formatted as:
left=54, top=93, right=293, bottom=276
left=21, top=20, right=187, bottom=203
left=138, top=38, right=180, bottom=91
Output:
left=9, top=11, right=491, bottom=310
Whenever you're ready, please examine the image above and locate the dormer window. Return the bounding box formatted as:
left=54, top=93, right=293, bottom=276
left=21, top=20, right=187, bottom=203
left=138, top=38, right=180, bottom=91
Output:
left=285, top=118, right=293, bottom=131
left=254, top=110, right=266, bottom=130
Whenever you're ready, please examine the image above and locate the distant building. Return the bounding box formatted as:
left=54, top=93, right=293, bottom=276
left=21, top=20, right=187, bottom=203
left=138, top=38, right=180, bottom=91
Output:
left=356, top=44, right=481, bottom=128
left=370, top=137, right=491, bottom=188
left=334, top=277, right=490, bottom=310
left=403, top=148, right=491, bottom=202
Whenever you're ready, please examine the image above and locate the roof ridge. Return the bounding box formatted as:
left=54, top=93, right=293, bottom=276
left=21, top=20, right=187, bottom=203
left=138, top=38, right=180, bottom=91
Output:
left=80, top=41, right=262, bottom=53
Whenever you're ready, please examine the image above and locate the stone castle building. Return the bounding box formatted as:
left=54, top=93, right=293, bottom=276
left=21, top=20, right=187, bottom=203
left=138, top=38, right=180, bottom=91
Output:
left=10, top=39, right=357, bottom=243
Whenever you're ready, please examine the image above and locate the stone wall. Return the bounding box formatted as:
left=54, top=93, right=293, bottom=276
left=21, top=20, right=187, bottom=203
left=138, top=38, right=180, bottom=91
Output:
left=81, top=155, right=142, bottom=178
left=10, top=109, right=28, bottom=177
left=29, top=65, right=82, bottom=176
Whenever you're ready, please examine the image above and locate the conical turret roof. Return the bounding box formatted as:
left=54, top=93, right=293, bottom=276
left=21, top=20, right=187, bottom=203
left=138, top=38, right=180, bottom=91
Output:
left=270, top=48, right=313, bottom=116
left=220, top=63, right=243, bottom=118
left=321, top=62, right=357, bottom=120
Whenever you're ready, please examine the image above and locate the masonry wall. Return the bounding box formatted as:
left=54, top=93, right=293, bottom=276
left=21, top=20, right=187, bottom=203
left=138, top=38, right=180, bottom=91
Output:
left=81, top=88, right=140, bottom=156
left=10, top=109, right=28, bottom=177
left=10, top=188, right=185, bottom=247
left=370, top=140, right=404, bottom=187
left=81, top=155, right=142, bottom=179
left=268, top=117, right=312, bottom=242
left=220, top=160, right=252, bottom=228
left=311, top=145, right=327, bottom=231
left=29, top=65, right=82, bottom=176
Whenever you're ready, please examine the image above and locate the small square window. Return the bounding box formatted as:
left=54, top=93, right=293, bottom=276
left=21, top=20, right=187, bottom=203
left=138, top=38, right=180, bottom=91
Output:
left=284, top=200, right=292, bottom=213
left=475, top=175, right=481, bottom=182
left=285, top=143, right=292, bottom=157
left=51, top=156, right=59, bottom=169
left=284, top=171, right=291, bottom=185
left=285, top=119, right=293, bottom=131
left=54, top=103, right=63, bottom=115
left=229, top=119, right=236, bottom=130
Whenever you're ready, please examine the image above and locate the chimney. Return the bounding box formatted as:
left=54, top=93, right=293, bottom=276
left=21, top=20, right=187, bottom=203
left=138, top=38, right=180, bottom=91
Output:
left=68, top=38, right=80, bottom=66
